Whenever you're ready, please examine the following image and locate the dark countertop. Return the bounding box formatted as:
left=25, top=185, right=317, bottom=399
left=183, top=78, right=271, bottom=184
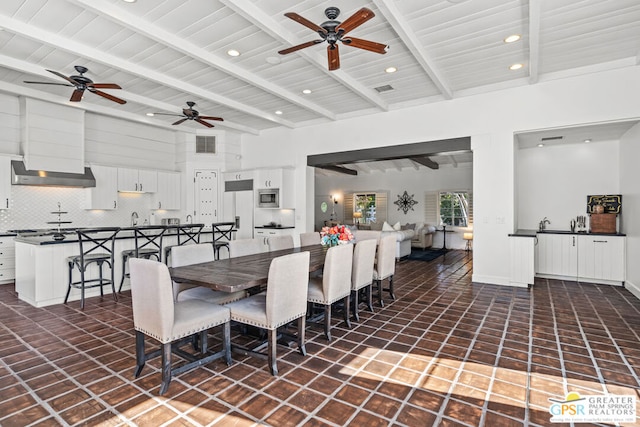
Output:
left=509, top=229, right=626, bottom=237
left=12, top=225, right=213, bottom=246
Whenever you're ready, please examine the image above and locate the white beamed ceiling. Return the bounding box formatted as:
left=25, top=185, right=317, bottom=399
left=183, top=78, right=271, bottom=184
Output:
left=0, top=0, right=638, bottom=138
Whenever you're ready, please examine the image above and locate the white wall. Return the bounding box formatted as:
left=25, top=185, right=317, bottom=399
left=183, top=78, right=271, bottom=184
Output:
left=516, top=140, right=620, bottom=231
left=240, top=66, right=640, bottom=287
left=620, top=123, right=640, bottom=299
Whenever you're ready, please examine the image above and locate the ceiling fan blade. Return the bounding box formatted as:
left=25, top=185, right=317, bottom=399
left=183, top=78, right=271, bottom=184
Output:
left=279, top=40, right=323, bottom=55
left=199, top=116, right=224, bottom=121
left=328, top=44, right=340, bottom=71
left=284, top=12, right=327, bottom=35
left=342, top=37, right=389, bottom=54
left=92, top=89, right=127, bottom=104
left=337, top=8, right=375, bottom=36
left=89, top=83, right=122, bottom=89
left=46, top=69, right=79, bottom=85
left=23, top=81, right=74, bottom=87
left=172, top=118, right=188, bottom=126
left=195, top=119, right=214, bottom=128
left=70, top=89, right=84, bottom=102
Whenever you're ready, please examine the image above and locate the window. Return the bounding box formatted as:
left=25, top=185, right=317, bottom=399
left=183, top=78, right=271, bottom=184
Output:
left=439, top=191, right=470, bottom=227
left=354, top=193, right=377, bottom=224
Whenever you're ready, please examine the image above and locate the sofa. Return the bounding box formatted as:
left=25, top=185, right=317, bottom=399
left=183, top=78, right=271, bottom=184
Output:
left=352, top=228, right=415, bottom=260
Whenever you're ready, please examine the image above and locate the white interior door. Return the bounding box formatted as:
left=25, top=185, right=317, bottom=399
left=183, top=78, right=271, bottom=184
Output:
left=194, top=170, right=218, bottom=226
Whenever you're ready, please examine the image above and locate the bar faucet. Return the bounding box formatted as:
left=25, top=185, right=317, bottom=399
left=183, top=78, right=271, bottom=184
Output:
left=186, top=214, right=193, bottom=224
left=131, top=211, right=139, bottom=227
left=539, top=217, right=550, bottom=231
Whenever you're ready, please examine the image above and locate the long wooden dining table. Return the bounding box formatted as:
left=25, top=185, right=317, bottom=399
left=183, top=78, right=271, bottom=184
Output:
left=169, top=245, right=327, bottom=292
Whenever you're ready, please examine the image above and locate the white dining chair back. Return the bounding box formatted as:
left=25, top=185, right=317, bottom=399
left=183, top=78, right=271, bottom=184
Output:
left=299, top=232, right=321, bottom=247
left=170, top=243, right=247, bottom=304
left=307, top=243, right=353, bottom=341
left=267, top=235, right=294, bottom=251
left=350, top=239, right=377, bottom=321
left=225, top=251, right=310, bottom=375
left=129, top=258, right=231, bottom=395
left=374, top=234, right=397, bottom=306
left=229, top=238, right=265, bottom=258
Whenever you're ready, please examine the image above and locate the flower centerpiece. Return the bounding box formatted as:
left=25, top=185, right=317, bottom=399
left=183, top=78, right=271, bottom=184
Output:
left=320, top=225, right=354, bottom=247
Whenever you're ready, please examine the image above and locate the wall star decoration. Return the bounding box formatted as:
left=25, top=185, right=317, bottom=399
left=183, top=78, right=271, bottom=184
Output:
left=394, top=191, right=418, bottom=214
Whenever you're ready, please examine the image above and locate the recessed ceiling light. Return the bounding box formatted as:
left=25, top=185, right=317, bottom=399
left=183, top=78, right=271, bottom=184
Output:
left=385, top=66, right=397, bottom=73
left=122, top=0, right=136, bottom=3
left=227, top=49, right=240, bottom=57
left=509, top=63, right=524, bottom=70
left=265, top=56, right=281, bottom=65
left=302, top=89, right=312, bottom=94
left=537, top=143, right=544, bottom=148
left=275, top=110, right=283, bottom=115
left=146, top=112, right=154, bottom=117
left=584, top=139, right=592, bottom=143
left=504, top=34, right=521, bottom=43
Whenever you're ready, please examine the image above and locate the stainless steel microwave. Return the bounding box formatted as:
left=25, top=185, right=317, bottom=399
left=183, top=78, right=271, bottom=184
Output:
left=257, top=188, right=279, bottom=208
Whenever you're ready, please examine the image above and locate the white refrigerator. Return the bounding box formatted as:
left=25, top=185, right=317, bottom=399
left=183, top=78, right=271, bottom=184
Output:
left=222, top=190, right=254, bottom=239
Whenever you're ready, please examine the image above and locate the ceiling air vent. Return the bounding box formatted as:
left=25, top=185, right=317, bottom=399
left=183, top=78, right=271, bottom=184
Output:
left=374, top=84, right=394, bottom=93
left=196, top=136, right=216, bottom=154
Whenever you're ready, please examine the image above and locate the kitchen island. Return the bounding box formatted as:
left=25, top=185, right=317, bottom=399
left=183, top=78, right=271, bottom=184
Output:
left=14, top=226, right=213, bottom=307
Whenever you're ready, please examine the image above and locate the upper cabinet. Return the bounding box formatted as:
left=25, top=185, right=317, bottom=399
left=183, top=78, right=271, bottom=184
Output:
left=84, top=165, right=118, bottom=210
left=154, top=171, right=181, bottom=210
left=117, top=168, right=157, bottom=193
left=255, top=168, right=294, bottom=209
left=224, top=171, right=254, bottom=182
left=0, top=156, right=11, bottom=210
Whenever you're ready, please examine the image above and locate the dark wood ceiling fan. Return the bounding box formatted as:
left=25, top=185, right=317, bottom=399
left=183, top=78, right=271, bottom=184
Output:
left=153, top=102, right=223, bottom=128
left=278, top=6, right=388, bottom=71
left=23, top=65, right=126, bottom=104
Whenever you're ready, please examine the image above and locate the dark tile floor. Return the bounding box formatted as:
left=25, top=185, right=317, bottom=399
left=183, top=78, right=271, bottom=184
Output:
left=1, top=250, right=639, bottom=426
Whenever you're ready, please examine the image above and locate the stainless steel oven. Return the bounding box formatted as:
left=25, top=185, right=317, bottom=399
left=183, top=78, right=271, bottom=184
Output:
left=257, top=188, right=279, bottom=208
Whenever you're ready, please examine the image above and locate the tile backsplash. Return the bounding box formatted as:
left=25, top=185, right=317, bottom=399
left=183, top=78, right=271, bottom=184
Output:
left=0, top=186, right=184, bottom=231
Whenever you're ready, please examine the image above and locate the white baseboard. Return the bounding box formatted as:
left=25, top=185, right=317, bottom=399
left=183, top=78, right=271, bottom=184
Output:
left=472, top=274, right=511, bottom=287
left=625, top=280, right=640, bottom=301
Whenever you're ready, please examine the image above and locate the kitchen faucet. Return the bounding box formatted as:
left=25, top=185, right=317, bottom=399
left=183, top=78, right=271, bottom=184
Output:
left=186, top=214, right=193, bottom=224
left=539, top=217, right=550, bottom=231
left=131, top=211, right=139, bottom=227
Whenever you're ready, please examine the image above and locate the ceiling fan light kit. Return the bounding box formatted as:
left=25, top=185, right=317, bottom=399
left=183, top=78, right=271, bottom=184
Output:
left=279, top=7, right=389, bottom=71
left=152, top=101, right=224, bottom=128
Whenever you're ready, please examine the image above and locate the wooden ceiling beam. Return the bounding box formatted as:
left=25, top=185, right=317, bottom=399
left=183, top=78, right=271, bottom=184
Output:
left=410, top=156, right=439, bottom=170
left=315, top=165, right=358, bottom=176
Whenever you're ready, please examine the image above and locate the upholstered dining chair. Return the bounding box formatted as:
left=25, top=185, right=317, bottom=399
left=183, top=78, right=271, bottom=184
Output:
left=224, top=251, right=310, bottom=376
left=171, top=244, right=247, bottom=304
left=65, top=227, right=120, bottom=310
left=129, top=258, right=232, bottom=395
left=229, top=238, right=265, bottom=258
left=374, top=234, right=397, bottom=307
left=299, top=232, right=321, bottom=247
left=267, top=235, right=294, bottom=251
left=164, top=223, right=204, bottom=266
left=119, top=225, right=166, bottom=292
left=307, top=244, right=353, bottom=341
left=350, top=239, right=377, bottom=321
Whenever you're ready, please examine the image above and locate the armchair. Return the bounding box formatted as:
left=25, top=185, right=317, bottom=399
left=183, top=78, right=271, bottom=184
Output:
left=411, top=223, right=437, bottom=250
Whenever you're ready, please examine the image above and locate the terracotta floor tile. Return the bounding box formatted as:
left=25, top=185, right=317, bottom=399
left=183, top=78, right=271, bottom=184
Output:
left=2, top=252, right=640, bottom=426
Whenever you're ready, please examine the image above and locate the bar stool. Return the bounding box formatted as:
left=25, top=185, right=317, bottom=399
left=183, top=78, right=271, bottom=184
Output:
left=212, top=222, right=236, bottom=260
left=65, top=227, right=121, bottom=310
left=119, top=225, right=166, bottom=292
left=163, top=223, right=204, bottom=266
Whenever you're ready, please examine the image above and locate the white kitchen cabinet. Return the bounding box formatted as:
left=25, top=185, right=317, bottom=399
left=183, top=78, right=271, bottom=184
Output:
left=536, top=233, right=578, bottom=277
left=254, top=228, right=294, bottom=247
left=224, top=170, right=254, bottom=182
left=117, top=168, right=157, bottom=193
left=509, top=236, right=535, bottom=287
left=0, top=236, right=15, bottom=283
left=0, top=156, right=12, bottom=209
left=84, top=165, right=118, bottom=210
left=154, top=171, right=181, bottom=210
left=255, top=168, right=295, bottom=208
left=577, top=235, right=625, bottom=283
